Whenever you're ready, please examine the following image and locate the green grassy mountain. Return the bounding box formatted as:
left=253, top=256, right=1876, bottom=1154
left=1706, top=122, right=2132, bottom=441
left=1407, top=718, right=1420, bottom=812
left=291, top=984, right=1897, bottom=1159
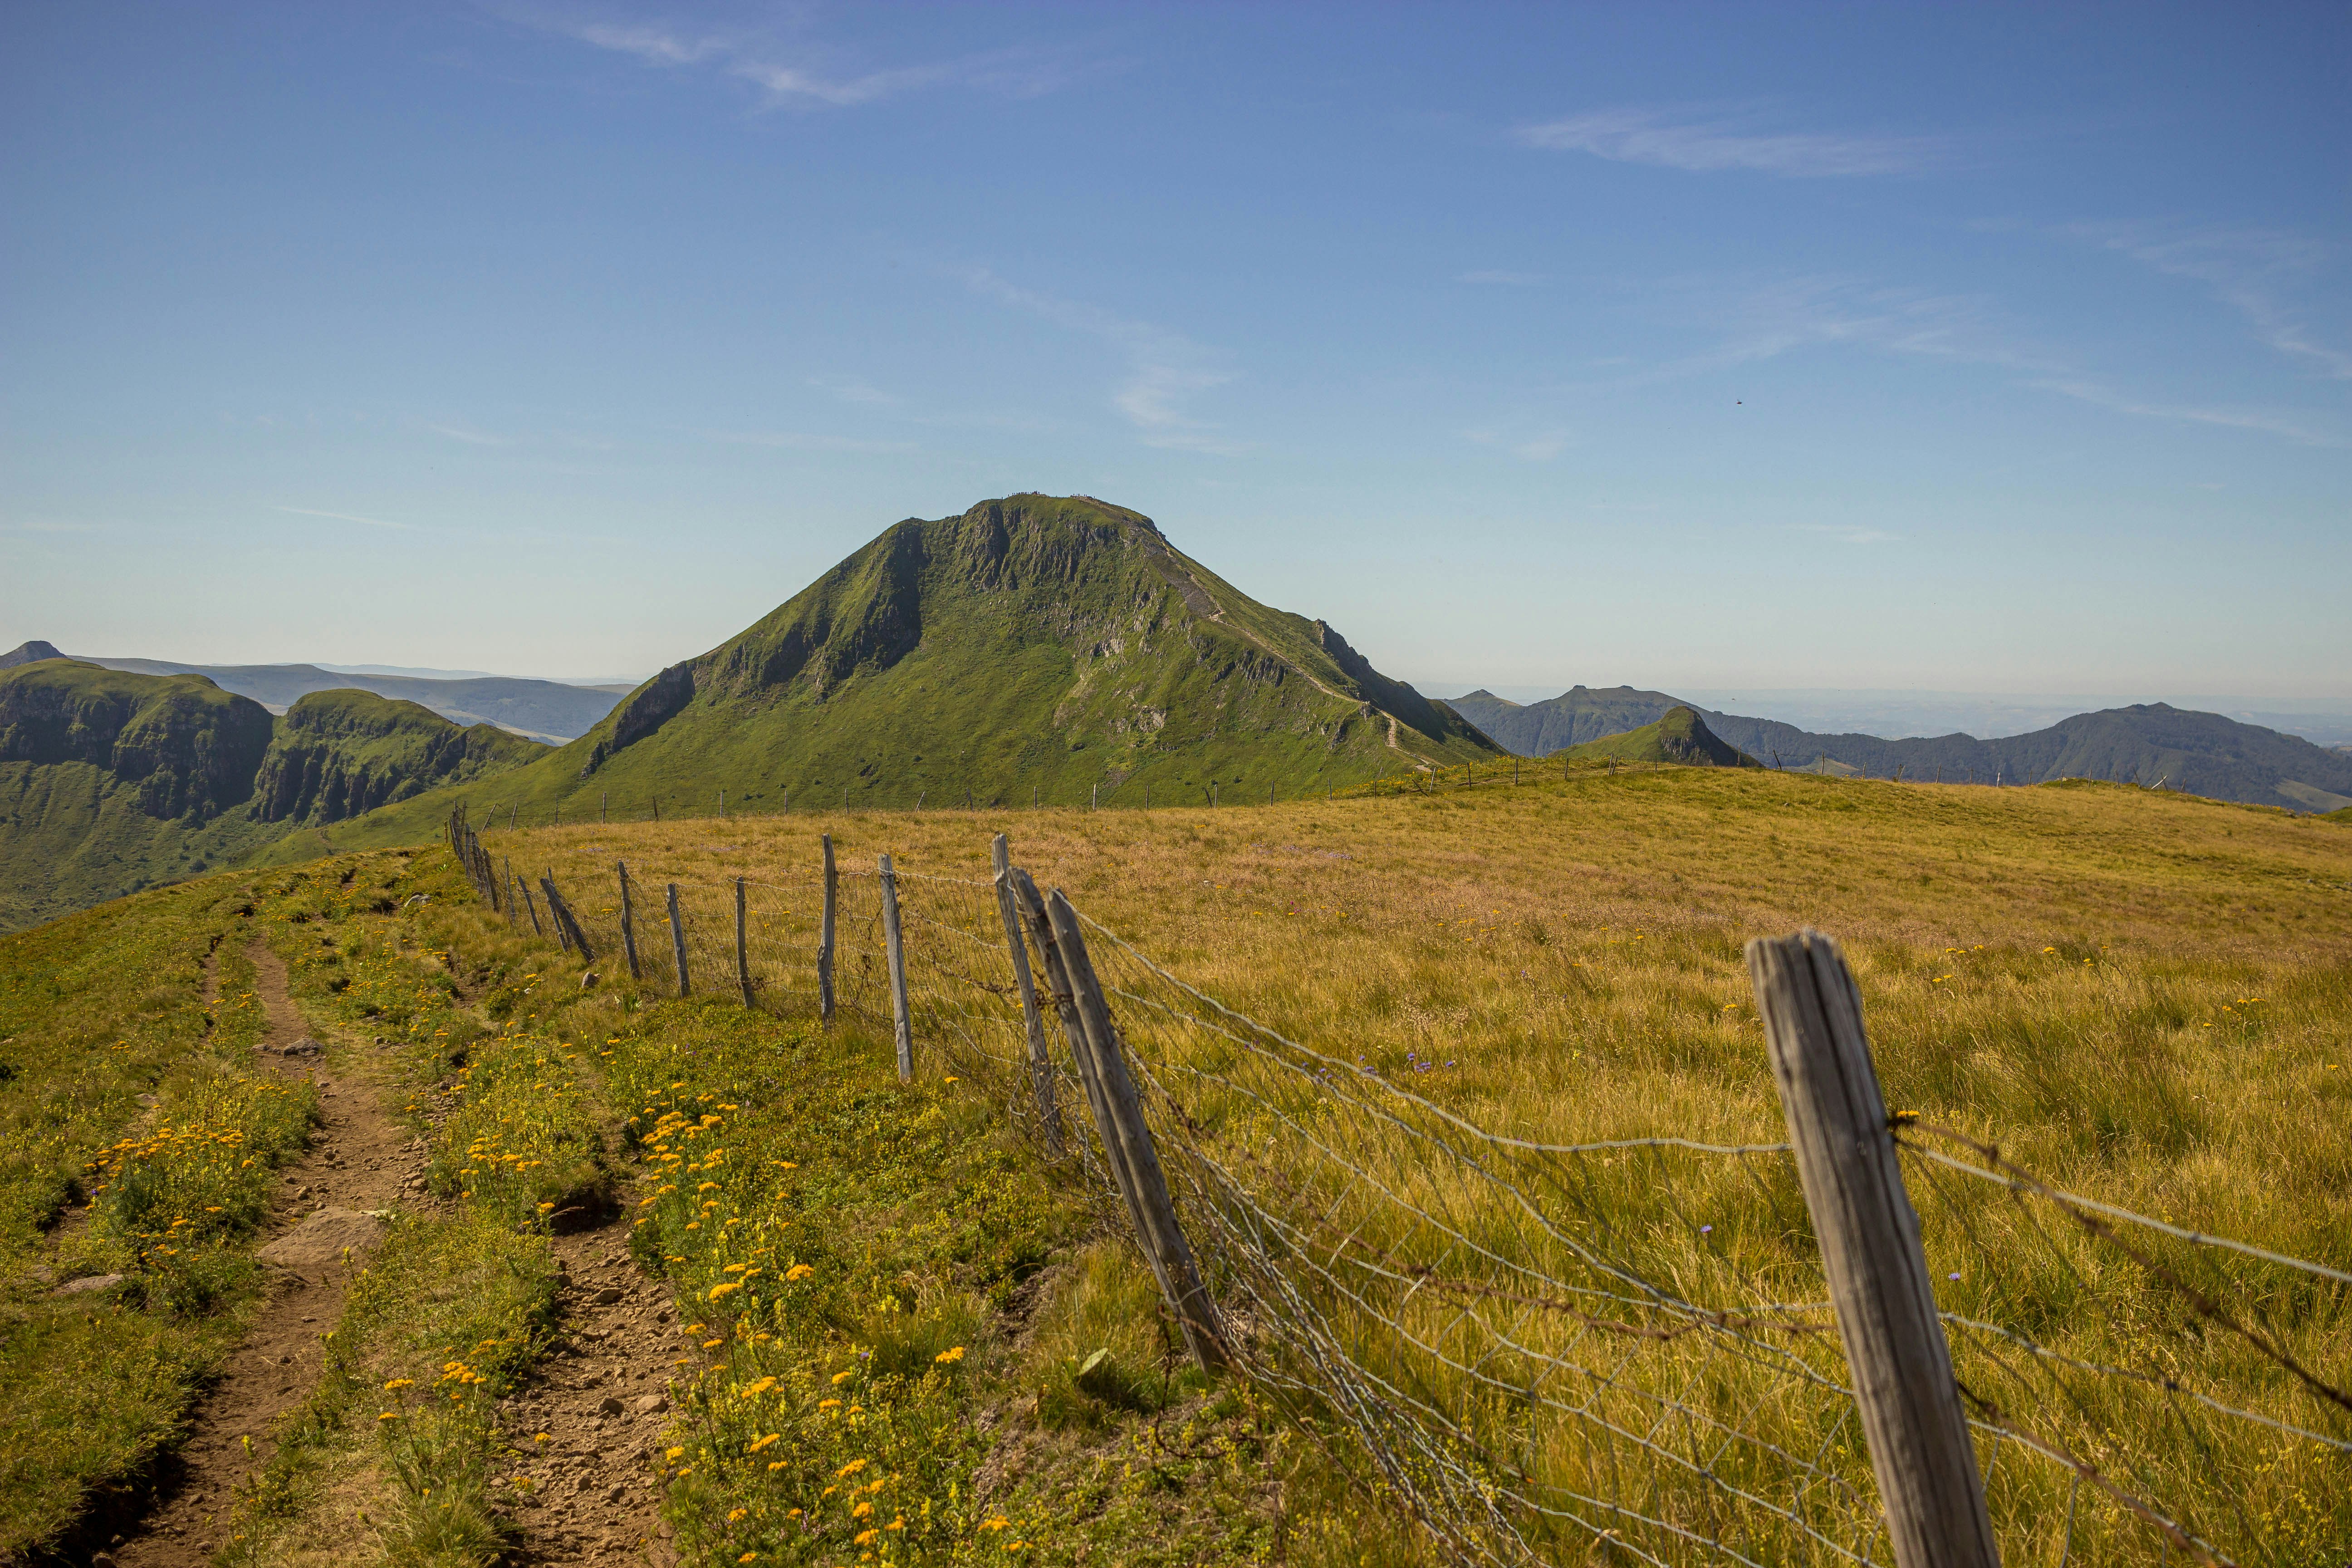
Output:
left=253, top=689, right=546, bottom=824
left=0, top=662, right=547, bottom=931
left=71, top=655, right=621, bottom=742
left=318, top=493, right=1499, bottom=845
left=1450, top=687, right=2352, bottom=811
left=1555, top=706, right=1761, bottom=768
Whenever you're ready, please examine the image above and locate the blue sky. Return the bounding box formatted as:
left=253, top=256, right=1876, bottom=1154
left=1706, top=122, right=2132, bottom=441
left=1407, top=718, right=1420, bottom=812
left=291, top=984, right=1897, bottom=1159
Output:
left=4, top=3, right=2347, bottom=699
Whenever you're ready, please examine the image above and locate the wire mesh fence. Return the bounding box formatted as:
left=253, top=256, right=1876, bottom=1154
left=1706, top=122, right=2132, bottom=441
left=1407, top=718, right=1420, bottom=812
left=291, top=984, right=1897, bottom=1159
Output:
left=445, top=810, right=2351, bottom=1565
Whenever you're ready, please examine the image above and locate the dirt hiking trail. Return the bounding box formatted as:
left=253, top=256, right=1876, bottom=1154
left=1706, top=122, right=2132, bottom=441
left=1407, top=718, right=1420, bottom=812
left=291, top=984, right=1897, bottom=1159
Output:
left=495, top=1227, right=685, bottom=1566
left=98, top=940, right=422, bottom=1568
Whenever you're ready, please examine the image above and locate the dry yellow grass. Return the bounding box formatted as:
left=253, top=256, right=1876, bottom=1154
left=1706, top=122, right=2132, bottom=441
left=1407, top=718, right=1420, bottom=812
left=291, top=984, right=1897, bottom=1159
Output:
left=478, top=768, right=2352, bottom=1564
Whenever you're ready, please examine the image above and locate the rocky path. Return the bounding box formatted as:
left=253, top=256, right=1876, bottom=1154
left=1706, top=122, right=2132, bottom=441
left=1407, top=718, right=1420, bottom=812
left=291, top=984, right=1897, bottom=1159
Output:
left=99, top=940, right=424, bottom=1568
left=496, top=1226, right=686, bottom=1566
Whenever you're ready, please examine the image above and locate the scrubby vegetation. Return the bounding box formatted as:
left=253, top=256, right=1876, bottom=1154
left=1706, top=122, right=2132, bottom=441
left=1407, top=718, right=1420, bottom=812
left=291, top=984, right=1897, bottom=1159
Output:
left=0, top=881, right=316, bottom=1555
left=485, top=765, right=2352, bottom=1563
left=7, top=765, right=2347, bottom=1563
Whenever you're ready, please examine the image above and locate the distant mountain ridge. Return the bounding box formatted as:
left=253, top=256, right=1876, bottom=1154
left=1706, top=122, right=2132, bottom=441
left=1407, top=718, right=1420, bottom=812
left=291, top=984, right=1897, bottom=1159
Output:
left=0, top=659, right=548, bottom=931
left=5, top=645, right=622, bottom=741
left=1449, top=686, right=2352, bottom=812
left=1558, top=706, right=1761, bottom=769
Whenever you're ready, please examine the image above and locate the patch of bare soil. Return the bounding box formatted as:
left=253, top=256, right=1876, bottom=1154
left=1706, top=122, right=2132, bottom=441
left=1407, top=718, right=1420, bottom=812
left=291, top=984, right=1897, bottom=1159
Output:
left=93, top=941, right=428, bottom=1568
left=494, top=1229, right=686, bottom=1567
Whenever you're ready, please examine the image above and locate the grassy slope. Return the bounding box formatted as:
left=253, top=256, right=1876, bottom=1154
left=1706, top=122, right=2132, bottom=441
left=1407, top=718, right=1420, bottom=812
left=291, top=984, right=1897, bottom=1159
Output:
left=216, top=851, right=1387, bottom=1568
left=484, top=769, right=2352, bottom=1564
left=0, top=676, right=546, bottom=934
left=299, top=495, right=1498, bottom=853
left=0, top=877, right=318, bottom=1557
left=0, top=760, right=292, bottom=931
left=253, top=689, right=548, bottom=825
left=18, top=759, right=2351, bottom=1561
left=1550, top=703, right=1760, bottom=766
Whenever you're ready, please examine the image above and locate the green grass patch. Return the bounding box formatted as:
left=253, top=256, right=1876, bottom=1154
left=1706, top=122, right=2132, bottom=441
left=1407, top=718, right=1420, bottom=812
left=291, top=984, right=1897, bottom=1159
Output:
left=0, top=877, right=324, bottom=1557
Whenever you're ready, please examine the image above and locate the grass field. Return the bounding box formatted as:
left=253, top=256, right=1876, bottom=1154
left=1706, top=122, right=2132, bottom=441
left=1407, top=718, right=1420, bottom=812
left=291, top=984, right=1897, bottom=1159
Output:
left=471, top=765, right=2352, bottom=1563
left=6, top=765, right=2346, bottom=1563
left=0, top=876, right=317, bottom=1556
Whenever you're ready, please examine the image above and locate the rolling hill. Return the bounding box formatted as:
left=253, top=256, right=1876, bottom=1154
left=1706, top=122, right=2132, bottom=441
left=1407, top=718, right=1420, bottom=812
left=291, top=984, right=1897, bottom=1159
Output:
left=0, top=660, right=548, bottom=930
left=1555, top=706, right=1761, bottom=768
left=1450, top=686, right=2352, bottom=812
left=313, top=492, right=1499, bottom=848
left=4, top=644, right=625, bottom=741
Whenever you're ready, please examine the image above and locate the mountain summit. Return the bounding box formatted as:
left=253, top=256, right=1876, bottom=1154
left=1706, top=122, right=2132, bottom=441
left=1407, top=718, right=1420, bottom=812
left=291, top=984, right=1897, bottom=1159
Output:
left=352, top=494, right=1499, bottom=829
left=571, top=493, right=1494, bottom=805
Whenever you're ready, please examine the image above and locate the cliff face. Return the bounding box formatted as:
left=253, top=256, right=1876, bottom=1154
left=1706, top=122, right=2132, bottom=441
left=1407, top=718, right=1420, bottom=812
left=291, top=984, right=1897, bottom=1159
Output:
left=0, top=668, right=549, bottom=931
left=252, top=689, right=547, bottom=824
left=0, top=660, right=273, bottom=819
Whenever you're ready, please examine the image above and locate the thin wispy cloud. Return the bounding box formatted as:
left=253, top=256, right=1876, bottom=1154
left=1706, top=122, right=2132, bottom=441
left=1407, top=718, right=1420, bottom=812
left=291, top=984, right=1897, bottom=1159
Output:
left=2029, top=378, right=2344, bottom=448
left=275, top=505, right=410, bottom=530
left=531, top=12, right=1090, bottom=109
left=0, top=518, right=100, bottom=534
left=1643, top=275, right=2048, bottom=382
left=1798, top=524, right=1901, bottom=545
left=706, top=431, right=917, bottom=455
left=2068, top=222, right=2352, bottom=380
left=964, top=268, right=1241, bottom=453
left=1465, top=428, right=1571, bottom=462
left=1517, top=107, right=1945, bottom=177
left=1641, top=272, right=2341, bottom=449
left=810, top=377, right=900, bottom=407
left=425, top=421, right=512, bottom=446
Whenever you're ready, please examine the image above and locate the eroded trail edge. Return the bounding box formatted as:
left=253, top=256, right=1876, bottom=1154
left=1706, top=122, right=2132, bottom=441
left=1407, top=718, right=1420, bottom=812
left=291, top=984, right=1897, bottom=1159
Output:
left=103, top=941, right=422, bottom=1568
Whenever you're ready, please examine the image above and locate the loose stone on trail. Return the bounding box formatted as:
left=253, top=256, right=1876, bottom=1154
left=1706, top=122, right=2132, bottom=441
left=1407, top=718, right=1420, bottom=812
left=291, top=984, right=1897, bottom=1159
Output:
left=258, top=1207, right=387, bottom=1270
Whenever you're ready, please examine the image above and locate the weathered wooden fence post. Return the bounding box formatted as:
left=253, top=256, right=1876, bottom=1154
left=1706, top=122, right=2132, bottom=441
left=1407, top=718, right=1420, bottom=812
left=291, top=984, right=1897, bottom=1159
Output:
left=734, top=876, right=752, bottom=1008
left=541, top=878, right=570, bottom=952
left=516, top=877, right=545, bottom=937
left=1746, top=930, right=1998, bottom=1568
left=1006, top=868, right=1152, bottom=1245
left=667, top=882, right=690, bottom=998
left=878, top=853, right=912, bottom=1081
left=1043, top=887, right=1232, bottom=1373
left=616, top=862, right=642, bottom=980
left=817, top=834, right=837, bottom=1023
left=502, top=857, right=518, bottom=929
left=991, top=835, right=1063, bottom=1156
left=541, top=875, right=594, bottom=962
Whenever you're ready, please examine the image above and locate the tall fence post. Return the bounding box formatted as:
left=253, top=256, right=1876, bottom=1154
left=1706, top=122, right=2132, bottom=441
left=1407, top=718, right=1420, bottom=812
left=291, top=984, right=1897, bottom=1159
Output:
left=734, top=877, right=752, bottom=1008
left=878, top=853, right=913, bottom=1082
left=543, top=878, right=570, bottom=951
left=1007, top=869, right=1155, bottom=1257
left=667, top=883, right=690, bottom=998
left=541, top=875, right=594, bottom=963
left=1746, top=930, right=1998, bottom=1568
left=818, top=834, right=837, bottom=1023
left=617, top=862, right=642, bottom=980
left=502, top=857, right=518, bottom=929
left=516, top=876, right=545, bottom=937
left=991, top=835, right=1063, bottom=1157
left=1042, top=887, right=1232, bottom=1374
